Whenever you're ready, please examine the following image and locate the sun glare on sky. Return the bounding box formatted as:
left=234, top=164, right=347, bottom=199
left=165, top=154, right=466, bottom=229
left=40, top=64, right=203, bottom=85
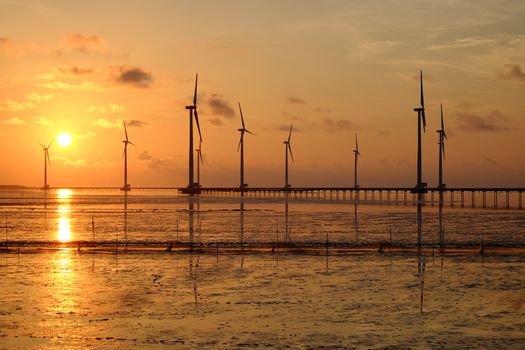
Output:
left=57, top=132, right=72, bottom=147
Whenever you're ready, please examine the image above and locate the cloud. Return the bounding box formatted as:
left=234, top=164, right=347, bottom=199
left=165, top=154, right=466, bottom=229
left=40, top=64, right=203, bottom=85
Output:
left=114, top=66, right=153, bottom=88
left=455, top=110, right=510, bottom=132
left=208, top=117, right=223, bottom=126
left=0, top=37, right=49, bottom=56
left=427, top=37, right=498, bottom=50
left=56, top=65, right=94, bottom=76
left=76, top=131, right=97, bottom=139
left=26, top=92, right=55, bottom=103
left=61, top=33, right=107, bottom=53
left=501, top=64, right=525, bottom=82
left=88, top=103, right=125, bottom=114
left=51, top=155, right=88, bottom=168
left=276, top=124, right=300, bottom=132
left=207, top=94, right=235, bottom=119
left=287, top=96, right=306, bottom=104
left=314, top=107, right=332, bottom=113
left=138, top=151, right=175, bottom=169
left=321, top=118, right=354, bottom=132
left=4, top=117, right=24, bottom=125
left=0, top=99, right=37, bottom=111
left=127, top=119, right=147, bottom=127
left=34, top=116, right=53, bottom=126
left=357, top=40, right=400, bottom=51
left=91, top=118, right=121, bottom=129
left=38, top=80, right=106, bottom=92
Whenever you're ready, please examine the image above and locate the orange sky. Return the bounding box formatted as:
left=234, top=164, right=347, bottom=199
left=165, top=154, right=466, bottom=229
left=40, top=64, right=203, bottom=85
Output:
left=1, top=1, right=524, bottom=187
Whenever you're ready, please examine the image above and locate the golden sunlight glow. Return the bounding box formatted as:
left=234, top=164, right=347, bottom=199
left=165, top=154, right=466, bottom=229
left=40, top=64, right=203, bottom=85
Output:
left=56, top=188, right=73, bottom=199
left=57, top=217, right=71, bottom=242
left=57, top=132, right=72, bottom=147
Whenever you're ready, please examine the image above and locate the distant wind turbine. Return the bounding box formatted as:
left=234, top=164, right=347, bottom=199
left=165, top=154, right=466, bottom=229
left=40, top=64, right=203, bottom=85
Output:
left=39, top=139, right=53, bottom=190
left=437, top=104, right=447, bottom=188
left=195, top=139, right=203, bottom=187
left=184, top=74, right=203, bottom=194
left=237, top=103, right=255, bottom=190
left=283, top=125, right=294, bottom=189
left=353, top=133, right=360, bottom=188
left=413, top=70, right=427, bottom=190
left=121, top=120, right=135, bottom=191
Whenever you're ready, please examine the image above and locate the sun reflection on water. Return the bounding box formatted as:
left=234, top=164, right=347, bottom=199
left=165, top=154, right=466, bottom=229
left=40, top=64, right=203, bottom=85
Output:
left=56, top=189, right=73, bottom=242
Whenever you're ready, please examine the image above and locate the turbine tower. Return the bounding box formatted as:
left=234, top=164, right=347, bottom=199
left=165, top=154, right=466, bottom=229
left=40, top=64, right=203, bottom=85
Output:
left=413, top=70, right=427, bottom=191
left=353, top=133, right=360, bottom=188
left=184, top=74, right=203, bottom=194
left=195, top=139, right=203, bottom=188
left=121, top=120, right=135, bottom=191
left=39, top=139, right=53, bottom=190
left=437, top=104, right=447, bottom=189
left=283, top=124, right=294, bottom=189
left=237, top=103, right=255, bottom=191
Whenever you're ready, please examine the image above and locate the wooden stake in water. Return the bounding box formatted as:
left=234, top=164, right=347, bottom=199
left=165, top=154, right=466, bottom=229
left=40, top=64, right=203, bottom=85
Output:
left=91, top=217, right=95, bottom=251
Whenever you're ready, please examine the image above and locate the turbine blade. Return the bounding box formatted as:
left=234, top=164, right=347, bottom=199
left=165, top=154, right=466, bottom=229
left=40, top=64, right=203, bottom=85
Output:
left=193, top=74, right=198, bottom=106
left=47, top=138, right=54, bottom=149
left=355, top=133, right=358, bottom=151
left=288, top=124, right=293, bottom=142
left=122, top=145, right=126, bottom=159
left=129, top=141, right=136, bottom=146
left=237, top=133, right=242, bottom=152
left=39, top=143, right=45, bottom=149
left=442, top=142, right=446, bottom=160
left=288, top=144, right=295, bottom=163
left=46, top=151, right=51, bottom=167
left=194, top=109, right=203, bottom=142
left=199, top=150, right=204, bottom=164
left=238, top=102, right=245, bottom=130
left=422, top=110, right=426, bottom=132
left=420, top=70, right=424, bottom=108
left=123, top=120, right=128, bottom=141
left=245, top=129, right=256, bottom=136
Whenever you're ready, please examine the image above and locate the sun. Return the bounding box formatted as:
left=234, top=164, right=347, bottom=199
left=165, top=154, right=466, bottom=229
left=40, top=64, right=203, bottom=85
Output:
left=57, top=132, right=72, bottom=147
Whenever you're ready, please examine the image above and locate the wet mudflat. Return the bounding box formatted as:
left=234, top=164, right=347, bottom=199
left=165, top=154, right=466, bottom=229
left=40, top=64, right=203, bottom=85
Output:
left=0, top=250, right=523, bottom=349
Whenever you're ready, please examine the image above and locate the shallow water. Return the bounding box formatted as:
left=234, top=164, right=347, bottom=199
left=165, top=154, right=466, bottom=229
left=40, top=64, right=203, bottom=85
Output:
left=0, top=250, right=524, bottom=348
left=0, top=189, right=524, bottom=247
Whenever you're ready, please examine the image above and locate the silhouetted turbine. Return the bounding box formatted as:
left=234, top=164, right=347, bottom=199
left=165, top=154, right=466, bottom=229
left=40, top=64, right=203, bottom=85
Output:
left=283, top=125, right=294, bottom=189
left=353, top=133, right=360, bottom=188
left=437, top=104, right=447, bottom=188
left=413, top=70, right=427, bottom=190
left=185, top=74, right=203, bottom=193
left=39, top=139, right=53, bottom=190
left=121, top=120, right=135, bottom=191
left=237, top=102, right=255, bottom=190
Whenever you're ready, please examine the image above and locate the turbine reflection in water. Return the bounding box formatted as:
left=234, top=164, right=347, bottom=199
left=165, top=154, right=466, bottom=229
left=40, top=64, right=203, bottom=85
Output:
left=56, top=189, right=73, bottom=242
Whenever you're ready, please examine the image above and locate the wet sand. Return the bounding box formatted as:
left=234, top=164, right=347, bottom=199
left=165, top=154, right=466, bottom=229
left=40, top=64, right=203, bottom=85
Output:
left=0, top=250, right=524, bottom=349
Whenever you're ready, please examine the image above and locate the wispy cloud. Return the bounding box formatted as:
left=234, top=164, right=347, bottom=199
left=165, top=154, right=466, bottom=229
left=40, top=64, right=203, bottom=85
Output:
left=0, top=37, right=49, bottom=57
left=455, top=110, right=510, bottom=132
left=0, top=99, right=37, bottom=112
left=61, top=33, right=107, bottom=53
left=426, top=37, right=498, bottom=51
left=127, top=120, right=147, bottom=128
left=51, top=155, right=88, bottom=168
left=114, top=66, right=153, bottom=88
left=4, top=117, right=24, bottom=125
left=34, top=116, right=53, bottom=126
left=76, top=131, right=97, bottom=139
left=287, top=96, right=306, bottom=105
left=38, top=80, right=106, bottom=92
left=138, top=151, right=175, bottom=170
left=207, top=94, right=235, bottom=119
left=321, top=118, right=354, bottom=132
left=88, top=103, right=125, bottom=114
left=501, top=64, right=525, bottom=82
left=26, top=92, right=54, bottom=103
left=276, top=124, right=300, bottom=132
left=314, top=107, right=332, bottom=113
left=91, top=118, right=121, bottom=129
left=56, top=64, right=94, bottom=76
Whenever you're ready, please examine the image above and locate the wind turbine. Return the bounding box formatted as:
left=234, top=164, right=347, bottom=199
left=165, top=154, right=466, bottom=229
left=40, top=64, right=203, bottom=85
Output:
left=353, top=133, right=360, bottom=188
left=195, top=139, right=203, bottom=188
left=121, top=120, right=135, bottom=191
left=437, top=104, right=447, bottom=189
left=413, top=70, right=427, bottom=191
left=237, top=103, right=255, bottom=191
left=185, top=74, right=203, bottom=194
left=283, top=124, right=294, bottom=189
left=39, top=139, right=53, bottom=190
